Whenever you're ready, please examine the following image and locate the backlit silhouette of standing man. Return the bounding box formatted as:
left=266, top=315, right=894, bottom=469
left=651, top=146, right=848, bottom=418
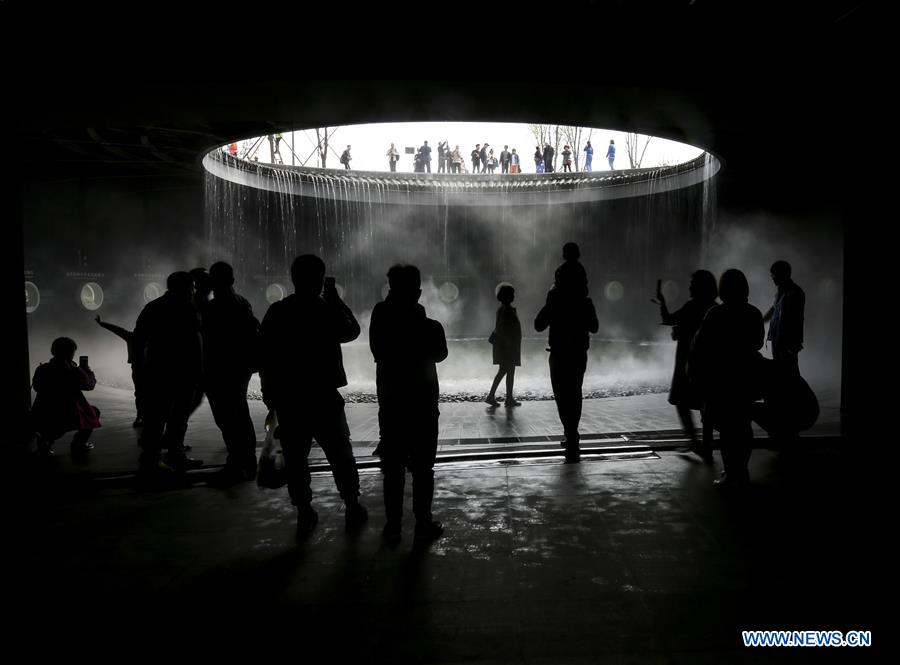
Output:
left=535, top=253, right=598, bottom=462
left=259, top=255, right=367, bottom=536
left=370, top=264, right=448, bottom=546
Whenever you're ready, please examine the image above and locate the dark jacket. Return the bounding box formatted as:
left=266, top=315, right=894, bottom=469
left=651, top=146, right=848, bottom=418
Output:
left=202, top=291, right=261, bottom=378
left=31, top=359, right=101, bottom=436
left=688, top=302, right=765, bottom=405
left=491, top=304, right=522, bottom=366
left=259, top=292, right=359, bottom=404
left=133, top=292, right=203, bottom=380
left=420, top=144, right=432, bottom=162
left=542, top=146, right=554, bottom=166
left=369, top=296, right=448, bottom=405
left=767, top=279, right=805, bottom=356
left=534, top=289, right=599, bottom=354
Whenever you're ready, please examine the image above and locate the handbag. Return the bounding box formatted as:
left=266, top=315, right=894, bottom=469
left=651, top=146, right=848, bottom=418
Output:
left=257, top=410, right=287, bottom=489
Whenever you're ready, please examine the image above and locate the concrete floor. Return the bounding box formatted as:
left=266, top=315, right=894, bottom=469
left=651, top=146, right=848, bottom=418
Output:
left=3, top=388, right=880, bottom=663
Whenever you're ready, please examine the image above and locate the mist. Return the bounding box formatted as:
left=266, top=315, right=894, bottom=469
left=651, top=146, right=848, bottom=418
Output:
left=23, top=169, right=843, bottom=410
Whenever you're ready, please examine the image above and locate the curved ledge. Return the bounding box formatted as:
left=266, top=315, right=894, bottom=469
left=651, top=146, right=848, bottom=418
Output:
left=202, top=150, right=720, bottom=206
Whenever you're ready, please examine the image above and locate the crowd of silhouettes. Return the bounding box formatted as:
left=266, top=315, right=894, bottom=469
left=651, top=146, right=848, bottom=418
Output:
left=29, top=243, right=812, bottom=540
left=383, top=139, right=613, bottom=174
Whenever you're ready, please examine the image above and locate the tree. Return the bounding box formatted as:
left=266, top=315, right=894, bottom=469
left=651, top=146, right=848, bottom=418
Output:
left=625, top=133, right=652, bottom=169
left=562, top=125, right=585, bottom=171
left=529, top=123, right=565, bottom=171
left=315, top=127, right=329, bottom=168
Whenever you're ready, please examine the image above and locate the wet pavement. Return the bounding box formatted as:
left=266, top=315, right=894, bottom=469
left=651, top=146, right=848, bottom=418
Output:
left=21, top=385, right=842, bottom=477
left=3, top=385, right=878, bottom=663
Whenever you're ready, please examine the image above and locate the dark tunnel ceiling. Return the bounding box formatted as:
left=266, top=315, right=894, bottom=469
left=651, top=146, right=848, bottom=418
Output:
left=7, top=1, right=876, bottom=203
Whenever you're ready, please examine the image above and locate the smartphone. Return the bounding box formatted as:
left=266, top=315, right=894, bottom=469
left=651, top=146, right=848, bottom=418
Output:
left=79, top=355, right=88, bottom=367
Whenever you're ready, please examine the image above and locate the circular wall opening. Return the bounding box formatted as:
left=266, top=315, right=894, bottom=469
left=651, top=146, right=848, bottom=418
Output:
left=80, top=282, right=104, bottom=310
left=143, top=282, right=162, bottom=303
left=25, top=281, right=40, bottom=313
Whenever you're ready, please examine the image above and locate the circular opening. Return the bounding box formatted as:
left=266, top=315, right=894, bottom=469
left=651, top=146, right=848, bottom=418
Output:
left=604, top=281, right=624, bottom=302
left=266, top=283, right=287, bottom=303
left=25, top=281, right=40, bottom=313
left=218, top=122, right=705, bottom=173
left=438, top=281, right=459, bottom=302
left=143, top=282, right=162, bottom=303
left=80, top=282, right=104, bottom=311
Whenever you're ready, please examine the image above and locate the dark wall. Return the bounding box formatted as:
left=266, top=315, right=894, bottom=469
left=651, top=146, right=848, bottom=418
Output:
left=22, top=176, right=204, bottom=385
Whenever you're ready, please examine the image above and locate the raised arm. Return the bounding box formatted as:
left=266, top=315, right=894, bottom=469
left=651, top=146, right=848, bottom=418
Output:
left=329, top=297, right=361, bottom=343
left=96, top=316, right=133, bottom=343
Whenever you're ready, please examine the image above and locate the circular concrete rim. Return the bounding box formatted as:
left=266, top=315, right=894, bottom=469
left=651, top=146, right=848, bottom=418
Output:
left=203, top=150, right=721, bottom=207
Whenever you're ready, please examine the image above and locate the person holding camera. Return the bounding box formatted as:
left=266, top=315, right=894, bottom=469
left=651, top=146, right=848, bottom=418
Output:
left=30, top=337, right=101, bottom=457
left=652, top=271, right=718, bottom=462
left=259, top=255, right=368, bottom=536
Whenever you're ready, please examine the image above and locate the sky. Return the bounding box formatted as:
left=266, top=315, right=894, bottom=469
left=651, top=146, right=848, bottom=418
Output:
left=232, top=121, right=705, bottom=173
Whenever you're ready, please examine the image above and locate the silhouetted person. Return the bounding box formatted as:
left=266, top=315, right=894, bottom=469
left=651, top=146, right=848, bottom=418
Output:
left=543, top=143, right=555, bottom=172
left=510, top=148, right=520, bottom=173
left=486, top=284, right=522, bottom=408
left=204, top=261, right=262, bottom=488
left=387, top=143, right=400, bottom=172
left=340, top=145, right=352, bottom=169
left=535, top=260, right=599, bottom=463
left=562, top=145, right=573, bottom=172
left=30, top=337, right=100, bottom=457
left=534, top=146, right=544, bottom=173
left=554, top=242, right=589, bottom=294
left=259, top=255, right=367, bottom=536
left=268, top=133, right=283, bottom=164
left=190, top=266, right=212, bottom=310
left=171, top=266, right=212, bottom=450
left=583, top=140, right=593, bottom=172
left=420, top=140, right=432, bottom=173
left=480, top=142, right=489, bottom=172
left=763, top=260, right=805, bottom=375
left=689, top=269, right=764, bottom=489
left=759, top=260, right=808, bottom=446
left=133, top=271, right=204, bottom=478
left=370, top=264, right=448, bottom=546
left=437, top=140, right=448, bottom=173
left=487, top=148, right=497, bottom=173
left=500, top=145, right=511, bottom=174
left=606, top=139, right=616, bottom=169
left=450, top=145, right=462, bottom=173
left=652, top=271, right=718, bottom=462
left=95, top=314, right=144, bottom=427
left=471, top=144, right=481, bottom=173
